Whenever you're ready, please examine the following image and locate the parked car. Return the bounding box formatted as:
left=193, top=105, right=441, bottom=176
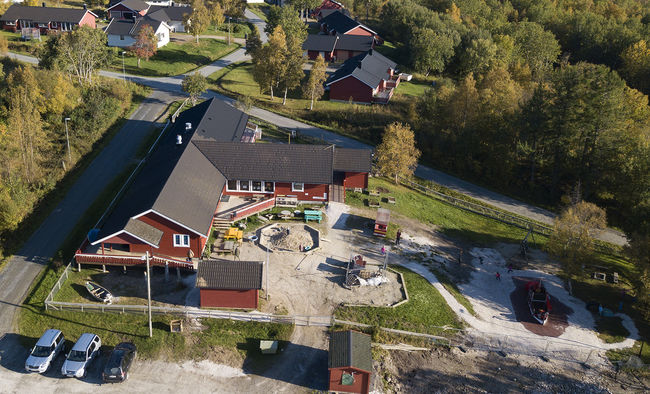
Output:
left=102, top=342, right=137, bottom=383
left=61, top=333, right=101, bottom=378
left=25, top=329, right=65, bottom=373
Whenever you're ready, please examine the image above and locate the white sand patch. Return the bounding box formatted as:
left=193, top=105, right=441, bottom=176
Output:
left=179, top=360, right=246, bottom=378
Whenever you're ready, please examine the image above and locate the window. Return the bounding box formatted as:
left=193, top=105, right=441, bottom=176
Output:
left=173, top=234, right=190, bottom=247
left=252, top=181, right=262, bottom=192
left=292, top=183, right=304, bottom=192
left=51, top=22, right=57, bottom=28
left=264, top=182, right=275, bottom=193
left=120, top=35, right=125, bottom=40
left=226, top=180, right=238, bottom=191
left=239, top=181, right=250, bottom=191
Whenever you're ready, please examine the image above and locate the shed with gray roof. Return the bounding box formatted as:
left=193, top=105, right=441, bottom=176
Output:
left=197, top=260, right=263, bottom=309
left=328, top=330, right=372, bottom=393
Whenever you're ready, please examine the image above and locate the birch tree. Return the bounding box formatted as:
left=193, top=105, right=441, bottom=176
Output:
left=376, top=123, right=421, bottom=184
left=302, top=55, right=327, bottom=110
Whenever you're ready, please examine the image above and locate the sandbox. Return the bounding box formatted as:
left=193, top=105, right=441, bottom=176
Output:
left=259, top=223, right=320, bottom=253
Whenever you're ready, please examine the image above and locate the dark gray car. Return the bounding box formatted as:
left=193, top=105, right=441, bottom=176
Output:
left=102, top=342, right=137, bottom=383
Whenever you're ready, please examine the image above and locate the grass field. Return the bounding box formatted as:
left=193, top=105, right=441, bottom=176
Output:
left=334, top=266, right=463, bottom=336
left=110, top=39, right=239, bottom=77
left=18, top=264, right=292, bottom=360
left=395, top=80, right=432, bottom=96
left=0, top=29, right=39, bottom=55
left=206, top=22, right=251, bottom=39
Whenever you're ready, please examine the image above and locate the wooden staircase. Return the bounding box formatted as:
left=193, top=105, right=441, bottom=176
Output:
left=212, top=218, right=234, bottom=231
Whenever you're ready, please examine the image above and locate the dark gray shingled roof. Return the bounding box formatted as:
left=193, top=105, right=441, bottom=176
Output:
left=318, top=8, right=349, bottom=18
left=193, top=142, right=335, bottom=184
left=320, top=10, right=375, bottom=35
left=302, top=34, right=373, bottom=53
left=105, top=16, right=165, bottom=37
left=326, top=50, right=397, bottom=88
left=196, top=260, right=263, bottom=290
left=336, top=34, right=373, bottom=52
left=108, top=0, right=150, bottom=12
left=334, top=148, right=372, bottom=173
left=147, top=5, right=192, bottom=22
left=93, top=98, right=246, bottom=244
left=123, top=218, right=164, bottom=247
left=302, top=34, right=337, bottom=52
left=328, top=330, right=372, bottom=372
left=0, top=5, right=93, bottom=23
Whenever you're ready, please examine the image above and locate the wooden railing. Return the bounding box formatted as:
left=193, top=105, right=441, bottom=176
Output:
left=231, top=197, right=276, bottom=220
left=74, top=252, right=195, bottom=270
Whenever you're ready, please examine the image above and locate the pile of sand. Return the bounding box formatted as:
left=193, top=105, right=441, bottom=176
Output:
left=269, top=226, right=313, bottom=251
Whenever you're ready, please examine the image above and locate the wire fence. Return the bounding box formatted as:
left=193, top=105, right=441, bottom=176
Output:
left=44, top=262, right=73, bottom=304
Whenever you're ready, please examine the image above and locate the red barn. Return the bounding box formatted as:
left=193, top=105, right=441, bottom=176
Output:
left=328, top=330, right=372, bottom=394
left=312, top=0, right=345, bottom=19
left=326, top=50, right=400, bottom=104
left=197, top=260, right=263, bottom=309
left=107, top=0, right=150, bottom=20
left=319, top=10, right=381, bottom=43
left=0, top=4, right=97, bottom=33
left=75, top=98, right=371, bottom=267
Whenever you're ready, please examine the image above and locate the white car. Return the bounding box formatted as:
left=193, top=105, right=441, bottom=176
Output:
left=25, top=329, right=65, bottom=373
left=61, top=333, right=101, bottom=378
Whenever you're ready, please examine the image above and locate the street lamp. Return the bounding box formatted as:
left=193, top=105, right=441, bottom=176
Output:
left=121, top=51, right=126, bottom=82
left=228, top=16, right=231, bottom=46
left=64, top=117, right=71, bottom=163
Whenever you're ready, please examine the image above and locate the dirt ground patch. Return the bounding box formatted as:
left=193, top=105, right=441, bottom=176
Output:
left=509, top=276, right=573, bottom=337
left=378, top=346, right=644, bottom=393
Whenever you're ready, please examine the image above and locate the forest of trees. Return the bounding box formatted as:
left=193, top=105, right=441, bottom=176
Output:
left=340, top=0, right=650, bottom=239
left=0, top=27, right=141, bottom=259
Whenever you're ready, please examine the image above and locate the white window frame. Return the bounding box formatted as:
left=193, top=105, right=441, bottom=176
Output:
left=226, top=180, right=238, bottom=192
left=292, top=183, right=304, bottom=192
left=173, top=234, right=190, bottom=247
left=251, top=180, right=263, bottom=192
left=226, top=180, right=275, bottom=193
left=239, top=180, right=251, bottom=191
left=51, top=22, right=57, bottom=28
left=264, top=181, right=275, bottom=193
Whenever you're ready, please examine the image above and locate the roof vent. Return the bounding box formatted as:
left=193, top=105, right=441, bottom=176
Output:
left=185, top=122, right=192, bottom=131
left=176, top=134, right=182, bottom=145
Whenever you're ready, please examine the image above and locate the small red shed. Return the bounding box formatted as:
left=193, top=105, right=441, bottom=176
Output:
left=374, top=208, right=390, bottom=237
left=196, top=259, right=263, bottom=309
left=328, top=330, right=372, bottom=394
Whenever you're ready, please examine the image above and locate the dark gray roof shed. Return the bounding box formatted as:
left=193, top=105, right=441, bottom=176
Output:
left=108, top=0, right=150, bottom=12
left=334, top=148, right=372, bottom=173
left=302, top=34, right=337, bottom=52
left=0, top=5, right=94, bottom=24
left=328, top=330, right=372, bottom=372
left=196, top=260, right=263, bottom=290
left=147, top=5, right=192, bottom=22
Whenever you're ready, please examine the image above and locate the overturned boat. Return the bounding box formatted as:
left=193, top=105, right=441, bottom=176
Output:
left=526, top=279, right=551, bottom=324
left=85, top=281, right=113, bottom=304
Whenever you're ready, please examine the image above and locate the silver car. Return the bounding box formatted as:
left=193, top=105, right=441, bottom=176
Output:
left=61, top=333, right=101, bottom=378
left=25, top=329, right=65, bottom=373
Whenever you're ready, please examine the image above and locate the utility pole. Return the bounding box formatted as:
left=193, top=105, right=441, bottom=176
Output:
left=146, top=251, right=153, bottom=338
left=265, top=246, right=270, bottom=300
left=64, top=117, right=71, bottom=163
left=121, top=51, right=126, bottom=82
left=228, top=16, right=231, bottom=45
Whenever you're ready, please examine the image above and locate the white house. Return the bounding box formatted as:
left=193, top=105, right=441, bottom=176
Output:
left=105, top=16, right=170, bottom=48
left=146, top=4, right=191, bottom=33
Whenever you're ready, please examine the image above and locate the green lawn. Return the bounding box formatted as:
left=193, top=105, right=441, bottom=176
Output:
left=334, top=266, right=463, bottom=336
left=395, top=80, right=432, bottom=97
left=0, top=29, right=40, bottom=55
left=247, top=4, right=270, bottom=21
left=110, top=39, right=239, bottom=77
left=19, top=264, right=292, bottom=360
left=347, top=177, right=537, bottom=246
left=206, top=22, right=251, bottom=39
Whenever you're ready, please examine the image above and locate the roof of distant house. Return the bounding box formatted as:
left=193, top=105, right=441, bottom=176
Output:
left=326, top=49, right=397, bottom=88
left=318, top=8, right=349, bottom=19
left=302, top=34, right=373, bottom=53
left=104, top=16, right=168, bottom=37
left=196, top=260, right=263, bottom=290
left=0, top=5, right=96, bottom=24
left=320, top=10, right=376, bottom=35
left=108, top=0, right=150, bottom=12
left=328, top=330, right=372, bottom=372
left=147, top=4, right=192, bottom=22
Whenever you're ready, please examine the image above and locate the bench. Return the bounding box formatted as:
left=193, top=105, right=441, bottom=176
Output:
left=276, top=196, right=298, bottom=207
left=304, top=209, right=322, bottom=223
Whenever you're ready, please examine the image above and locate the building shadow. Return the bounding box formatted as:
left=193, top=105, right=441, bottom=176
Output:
left=240, top=338, right=328, bottom=391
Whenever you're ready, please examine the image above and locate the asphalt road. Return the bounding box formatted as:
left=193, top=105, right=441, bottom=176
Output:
left=0, top=89, right=179, bottom=336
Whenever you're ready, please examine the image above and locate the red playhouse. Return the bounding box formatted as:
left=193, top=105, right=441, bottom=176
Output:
left=328, top=330, right=372, bottom=394
left=374, top=208, right=390, bottom=237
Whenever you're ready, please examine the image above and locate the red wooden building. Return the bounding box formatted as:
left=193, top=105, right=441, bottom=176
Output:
left=326, top=50, right=400, bottom=104
left=329, top=330, right=372, bottom=394
left=302, top=34, right=374, bottom=62
left=319, top=10, right=381, bottom=43
left=107, top=0, right=151, bottom=20
left=0, top=4, right=97, bottom=33
left=197, top=260, right=263, bottom=309
left=312, top=0, right=345, bottom=18
left=76, top=98, right=371, bottom=265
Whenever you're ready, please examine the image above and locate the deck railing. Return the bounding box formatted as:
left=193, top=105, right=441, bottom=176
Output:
left=231, top=197, right=276, bottom=221
left=74, top=252, right=195, bottom=270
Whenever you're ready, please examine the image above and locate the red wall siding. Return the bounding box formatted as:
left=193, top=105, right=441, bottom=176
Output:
left=137, top=212, right=205, bottom=258
left=79, top=11, right=96, bottom=28
left=329, top=76, right=374, bottom=103
left=3, top=22, right=17, bottom=32
left=307, top=50, right=333, bottom=61
left=344, top=26, right=373, bottom=37
left=329, top=367, right=370, bottom=394
left=274, top=182, right=328, bottom=201
left=109, top=4, right=147, bottom=19
left=344, top=172, right=368, bottom=189
left=200, top=289, right=259, bottom=309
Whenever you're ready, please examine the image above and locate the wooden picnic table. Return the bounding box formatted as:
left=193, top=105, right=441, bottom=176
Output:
left=224, top=228, right=243, bottom=240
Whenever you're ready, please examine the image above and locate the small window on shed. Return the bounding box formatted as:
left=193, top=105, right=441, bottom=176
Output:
left=120, top=35, right=125, bottom=40
left=291, top=182, right=304, bottom=192
left=341, top=373, right=355, bottom=385
left=252, top=181, right=262, bottom=192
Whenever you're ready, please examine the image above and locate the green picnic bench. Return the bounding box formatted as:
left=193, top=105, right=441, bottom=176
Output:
left=304, top=210, right=322, bottom=223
